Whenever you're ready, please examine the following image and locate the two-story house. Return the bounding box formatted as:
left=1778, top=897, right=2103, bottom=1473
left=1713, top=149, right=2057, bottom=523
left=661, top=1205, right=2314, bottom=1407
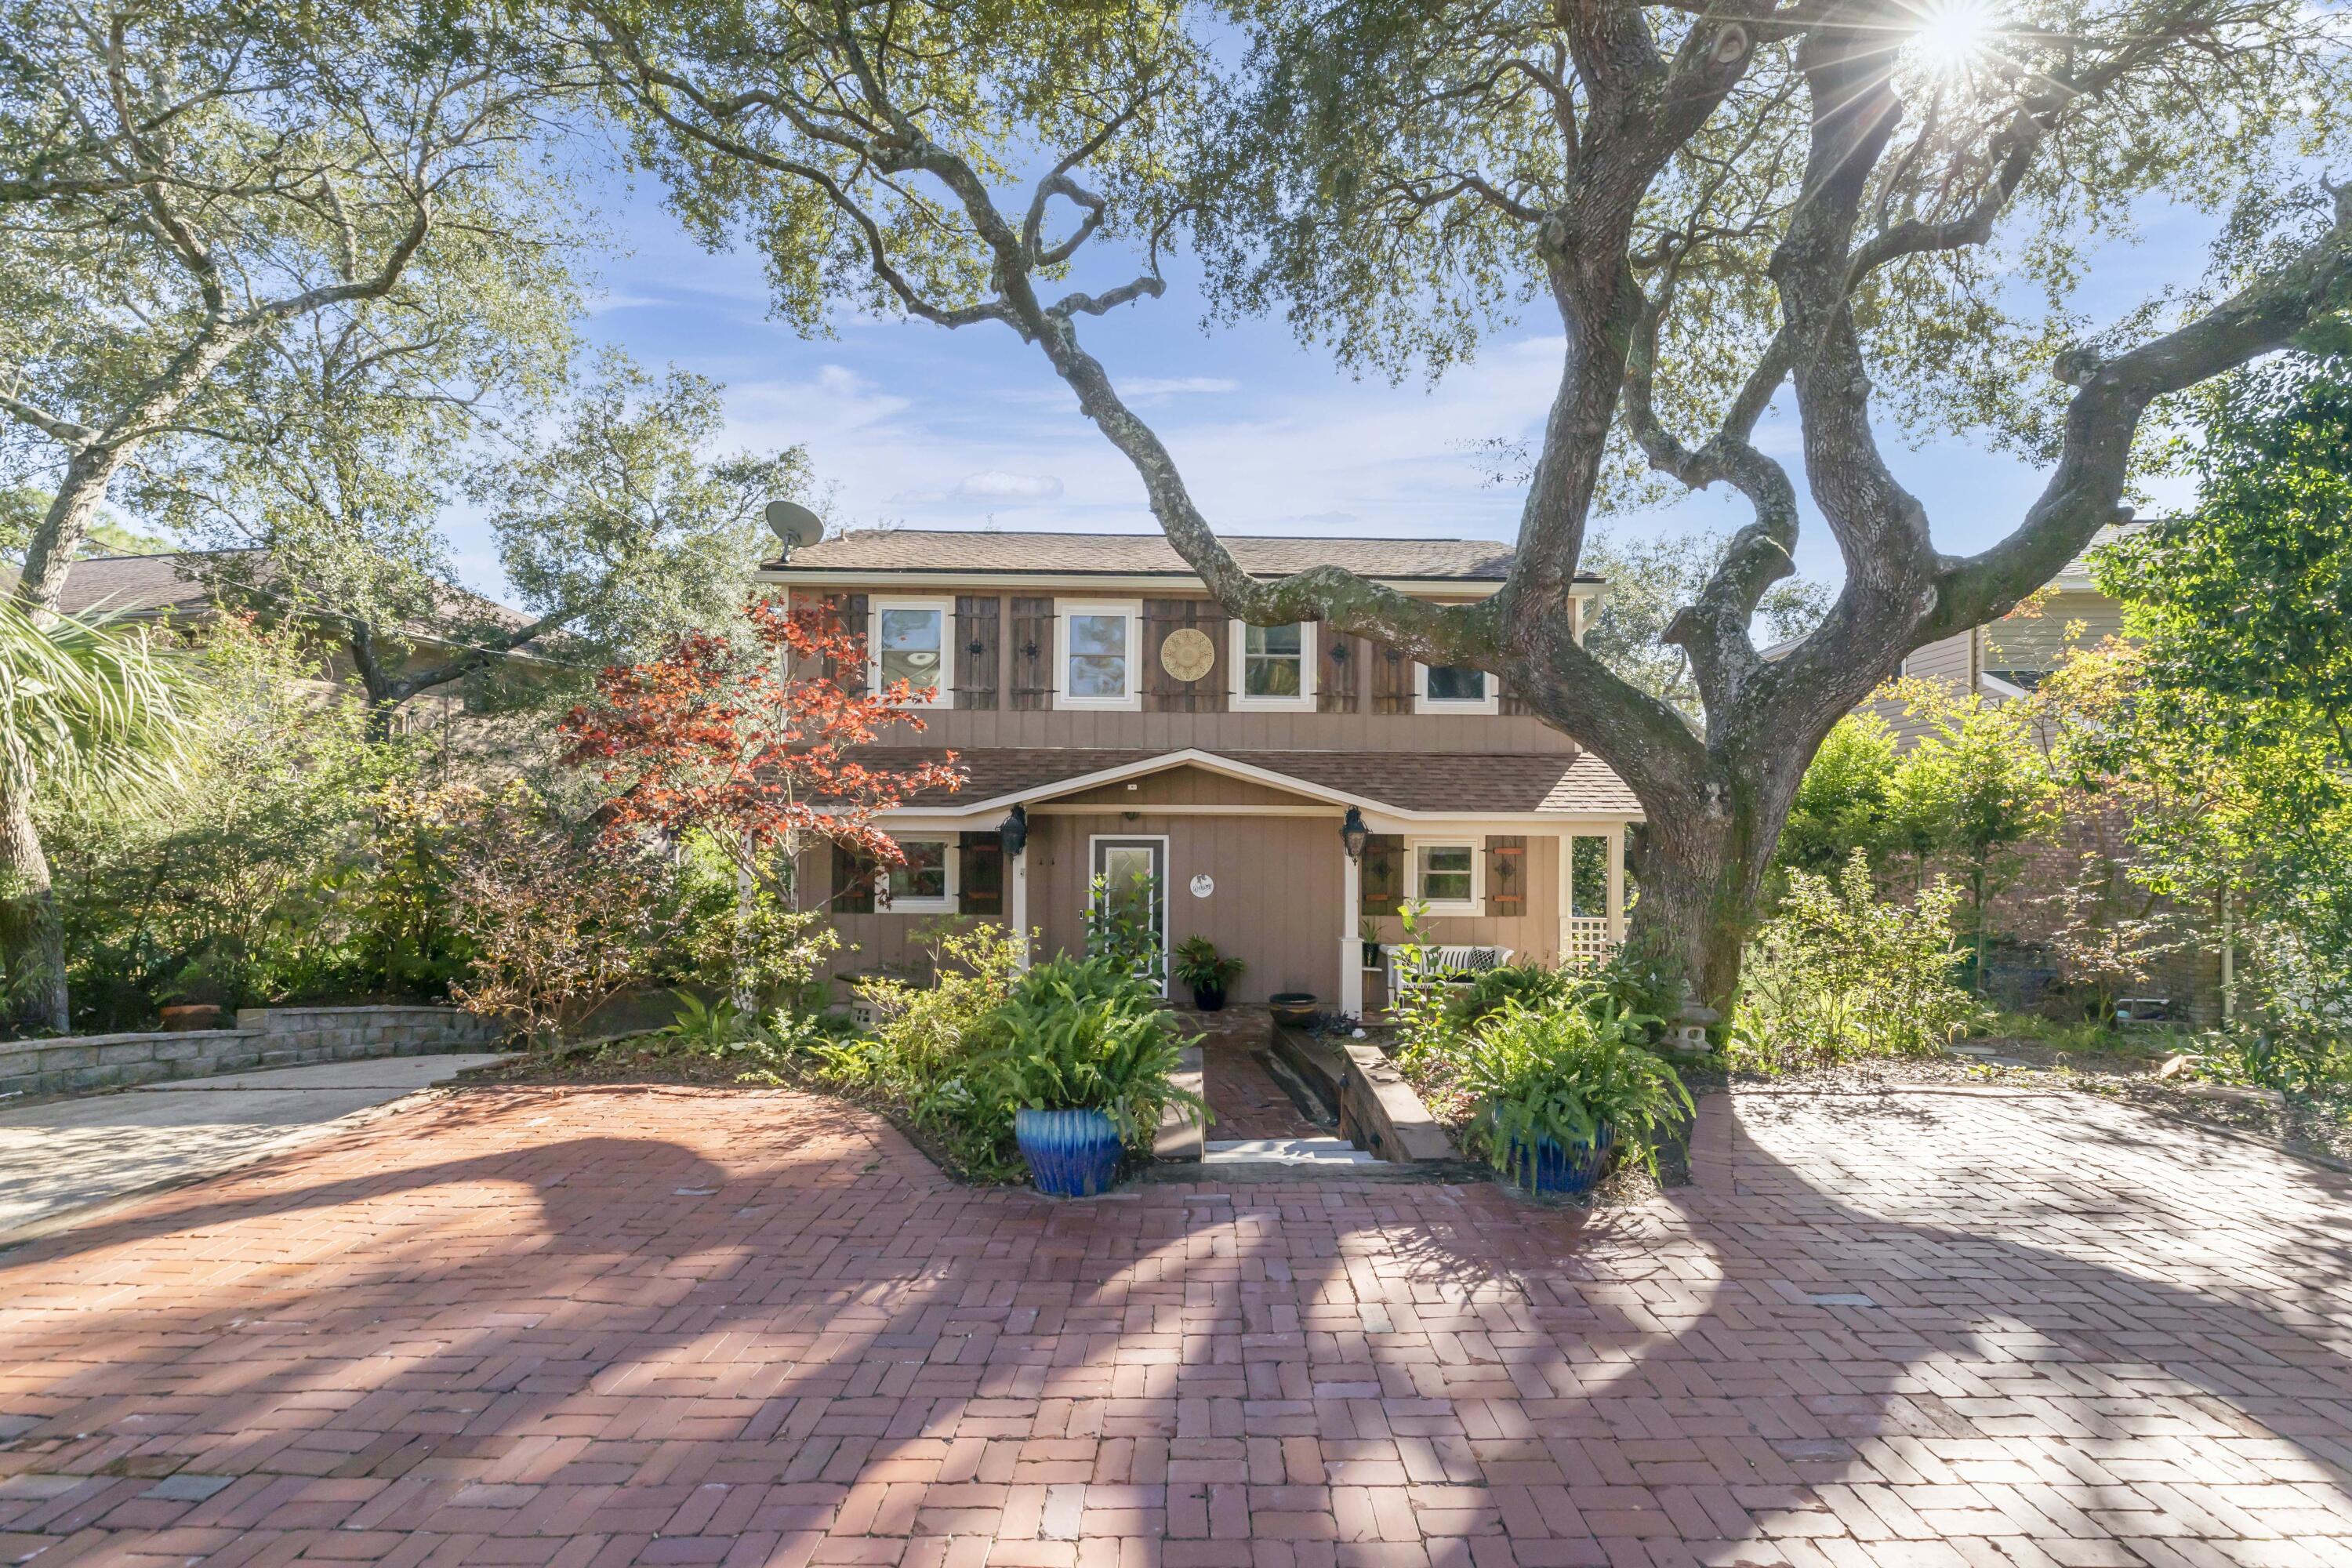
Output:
left=764, top=530, right=1641, bottom=1014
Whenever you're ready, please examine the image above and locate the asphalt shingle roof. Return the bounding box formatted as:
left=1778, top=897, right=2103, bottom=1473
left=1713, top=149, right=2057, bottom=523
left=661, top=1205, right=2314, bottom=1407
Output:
left=870, top=747, right=1639, bottom=817
left=770, top=529, right=1588, bottom=583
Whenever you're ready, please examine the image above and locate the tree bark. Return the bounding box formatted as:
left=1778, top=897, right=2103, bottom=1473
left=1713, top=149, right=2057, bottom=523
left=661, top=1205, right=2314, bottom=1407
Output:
left=0, top=781, right=68, bottom=1033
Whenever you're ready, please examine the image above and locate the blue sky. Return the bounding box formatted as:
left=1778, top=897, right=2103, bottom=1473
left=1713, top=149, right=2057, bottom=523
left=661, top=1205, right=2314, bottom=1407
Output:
left=457, top=154, right=2209, bottom=604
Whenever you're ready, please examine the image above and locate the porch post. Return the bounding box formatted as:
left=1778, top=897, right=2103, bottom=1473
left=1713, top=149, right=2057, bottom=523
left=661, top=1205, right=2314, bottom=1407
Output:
left=1339, top=838, right=1364, bottom=1018
left=1606, top=826, right=1627, bottom=944
left=1011, top=844, right=1032, bottom=970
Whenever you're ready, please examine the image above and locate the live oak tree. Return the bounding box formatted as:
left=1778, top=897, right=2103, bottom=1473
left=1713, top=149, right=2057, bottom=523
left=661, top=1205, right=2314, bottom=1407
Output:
left=147, top=339, right=800, bottom=738
left=575, top=0, right=2347, bottom=1008
left=0, top=0, right=573, bottom=1026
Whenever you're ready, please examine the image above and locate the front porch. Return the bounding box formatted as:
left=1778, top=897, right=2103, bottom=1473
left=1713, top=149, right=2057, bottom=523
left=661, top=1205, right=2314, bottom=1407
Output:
left=837, top=746, right=1639, bottom=1014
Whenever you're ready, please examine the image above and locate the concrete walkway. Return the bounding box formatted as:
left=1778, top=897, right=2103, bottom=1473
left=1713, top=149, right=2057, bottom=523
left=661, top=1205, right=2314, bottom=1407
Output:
left=0, top=1053, right=509, bottom=1243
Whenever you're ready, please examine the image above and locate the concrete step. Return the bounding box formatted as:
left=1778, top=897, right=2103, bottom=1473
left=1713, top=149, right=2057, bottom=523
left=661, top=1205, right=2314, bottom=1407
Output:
left=1203, top=1138, right=1381, bottom=1166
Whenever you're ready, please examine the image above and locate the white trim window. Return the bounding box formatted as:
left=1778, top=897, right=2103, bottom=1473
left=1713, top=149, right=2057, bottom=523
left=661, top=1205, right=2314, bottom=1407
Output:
left=1056, top=600, right=1142, bottom=710
left=878, top=836, right=958, bottom=913
left=870, top=597, right=953, bottom=704
left=1406, top=838, right=1483, bottom=915
left=1415, top=660, right=1498, bottom=715
left=1229, top=619, right=1316, bottom=710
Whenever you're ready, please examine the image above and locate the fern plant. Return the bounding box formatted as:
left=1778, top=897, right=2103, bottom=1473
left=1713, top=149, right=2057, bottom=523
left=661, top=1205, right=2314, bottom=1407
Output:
left=1458, top=1000, right=1692, bottom=1182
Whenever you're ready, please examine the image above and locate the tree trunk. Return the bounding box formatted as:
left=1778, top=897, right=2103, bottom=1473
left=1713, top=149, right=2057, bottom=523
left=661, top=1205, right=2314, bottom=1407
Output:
left=1621, top=783, right=1788, bottom=1019
left=0, top=782, right=68, bottom=1033
left=0, top=446, right=127, bottom=1036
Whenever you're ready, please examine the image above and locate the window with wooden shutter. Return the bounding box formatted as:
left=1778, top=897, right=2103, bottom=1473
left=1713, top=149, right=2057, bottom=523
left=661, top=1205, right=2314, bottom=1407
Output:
left=830, top=840, right=875, bottom=914
left=955, top=595, right=1000, bottom=710
left=959, top=832, right=1004, bottom=916
left=1007, top=597, right=1053, bottom=710
left=1318, top=630, right=1362, bottom=713
left=821, top=593, right=869, bottom=695
left=1142, top=599, right=1228, bottom=713
left=1370, top=642, right=1414, bottom=714
left=1359, top=834, right=1403, bottom=916
left=1486, top=836, right=1526, bottom=916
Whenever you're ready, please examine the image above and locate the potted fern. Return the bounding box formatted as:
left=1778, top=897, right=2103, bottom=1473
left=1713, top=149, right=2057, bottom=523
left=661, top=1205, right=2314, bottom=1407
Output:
left=1172, top=936, right=1244, bottom=1011
left=979, top=955, right=1208, bottom=1196
left=1458, top=1000, right=1690, bottom=1196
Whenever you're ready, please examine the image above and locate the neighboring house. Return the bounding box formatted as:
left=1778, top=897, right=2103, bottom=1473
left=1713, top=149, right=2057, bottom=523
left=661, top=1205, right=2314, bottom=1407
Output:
left=1864, top=524, right=2136, bottom=744
left=764, top=529, right=1639, bottom=1014
left=37, top=548, right=544, bottom=729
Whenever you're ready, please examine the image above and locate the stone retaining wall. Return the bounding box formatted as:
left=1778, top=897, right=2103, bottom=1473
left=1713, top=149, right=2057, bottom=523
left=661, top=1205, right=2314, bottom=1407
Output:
left=0, top=1005, right=502, bottom=1102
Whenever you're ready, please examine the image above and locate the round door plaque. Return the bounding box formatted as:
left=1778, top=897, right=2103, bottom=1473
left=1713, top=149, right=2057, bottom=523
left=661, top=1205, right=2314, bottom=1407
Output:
left=1189, top=873, right=1215, bottom=898
left=1160, top=626, right=1216, bottom=682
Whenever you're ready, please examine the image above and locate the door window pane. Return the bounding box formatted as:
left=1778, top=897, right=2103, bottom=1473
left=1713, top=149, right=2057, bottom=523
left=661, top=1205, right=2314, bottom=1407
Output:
left=1067, top=612, right=1130, bottom=698
left=1417, top=844, right=1474, bottom=904
left=1426, top=665, right=1486, bottom=702
left=878, top=607, right=943, bottom=694
left=887, top=839, right=948, bottom=903
left=1245, top=622, right=1305, bottom=697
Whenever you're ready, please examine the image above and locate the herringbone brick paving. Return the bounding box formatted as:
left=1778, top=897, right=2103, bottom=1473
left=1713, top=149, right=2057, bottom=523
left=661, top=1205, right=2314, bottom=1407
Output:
left=2, top=1080, right=2348, bottom=1567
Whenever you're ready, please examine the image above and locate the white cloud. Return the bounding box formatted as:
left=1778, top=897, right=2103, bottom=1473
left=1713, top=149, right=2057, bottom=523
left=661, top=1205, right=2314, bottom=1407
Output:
left=950, top=470, right=1066, bottom=503
left=1116, top=376, right=1241, bottom=401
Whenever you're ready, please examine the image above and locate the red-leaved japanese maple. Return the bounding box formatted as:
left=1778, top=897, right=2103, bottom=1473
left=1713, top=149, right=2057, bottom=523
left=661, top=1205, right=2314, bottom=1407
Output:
left=561, top=598, right=964, bottom=906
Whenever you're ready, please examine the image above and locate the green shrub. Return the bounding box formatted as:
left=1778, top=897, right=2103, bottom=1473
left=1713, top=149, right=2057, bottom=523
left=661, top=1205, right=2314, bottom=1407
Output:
left=1457, top=1001, right=1692, bottom=1185
left=2188, top=1026, right=2352, bottom=1095
left=964, top=955, right=1207, bottom=1145
left=1732, top=849, right=1987, bottom=1072
left=1445, top=963, right=1584, bottom=1031
left=1172, top=936, right=1243, bottom=993
left=821, top=937, right=1207, bottom=1181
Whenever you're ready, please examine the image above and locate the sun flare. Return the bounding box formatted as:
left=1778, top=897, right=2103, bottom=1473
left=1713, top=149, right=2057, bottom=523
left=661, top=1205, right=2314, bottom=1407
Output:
left=1909, top=0, right=2002, bottom=75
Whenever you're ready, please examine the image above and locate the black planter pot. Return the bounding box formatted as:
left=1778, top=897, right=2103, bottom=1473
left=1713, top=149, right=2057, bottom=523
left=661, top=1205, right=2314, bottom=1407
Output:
left=1269, top=992, right=1318, bottom=1028
left=1190, top=983, right=1227, bottom=1012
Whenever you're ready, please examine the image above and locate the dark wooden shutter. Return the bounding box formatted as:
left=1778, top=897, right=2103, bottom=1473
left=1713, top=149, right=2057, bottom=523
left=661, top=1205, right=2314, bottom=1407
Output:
left=831, top=840, right=874, bottom=914
left=955, top=595, right=1000, bottom=710
left=1360, top=835, right=1403, bottom=916
left=959, top=832, right=1004, bottom=916
left=821, top=593, right=869, bottom=695
left=1008, top=596, right=1053, bottom=710
left=1318, top=630, right=1361, bottom=713
left=1370, top=642, right=1414, bottom=715
left=1142, top=599, right=1228, bottom=714
left=1486, top=836, right=1526, bottom=916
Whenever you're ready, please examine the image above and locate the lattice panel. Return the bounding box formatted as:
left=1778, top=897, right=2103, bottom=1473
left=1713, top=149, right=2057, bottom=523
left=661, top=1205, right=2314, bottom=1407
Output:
left=1562, top=916, right=1616, bottom=964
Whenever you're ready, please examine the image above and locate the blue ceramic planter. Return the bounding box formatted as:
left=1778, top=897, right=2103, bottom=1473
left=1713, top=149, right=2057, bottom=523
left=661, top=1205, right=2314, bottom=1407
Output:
left=1505, top=1127, right=1615, bottom=1196
left=1015, top=1108, right=1124, bottom=1197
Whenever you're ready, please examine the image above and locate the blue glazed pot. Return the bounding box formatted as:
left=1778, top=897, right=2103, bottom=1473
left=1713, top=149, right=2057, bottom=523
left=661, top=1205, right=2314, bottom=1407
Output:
left=1505, top=1127, right=1615, bottom=1196
left=1015, top=1107, right=1124, bottom=1198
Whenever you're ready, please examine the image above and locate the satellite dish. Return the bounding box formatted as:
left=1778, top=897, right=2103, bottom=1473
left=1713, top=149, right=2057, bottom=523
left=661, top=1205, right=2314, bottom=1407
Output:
left=764, top=499, right=824, bottom=553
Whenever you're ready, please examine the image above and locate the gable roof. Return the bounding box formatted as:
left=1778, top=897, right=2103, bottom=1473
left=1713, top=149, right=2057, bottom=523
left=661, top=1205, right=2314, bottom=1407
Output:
left=864, top=746, right=1640, bottom=820
left=768, top=528, right=1590, bottom=584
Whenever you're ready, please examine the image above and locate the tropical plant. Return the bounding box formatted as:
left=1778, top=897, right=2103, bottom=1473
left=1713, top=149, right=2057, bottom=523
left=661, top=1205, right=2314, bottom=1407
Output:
left=1445, top=962, right=1588, bottom=1033
left=1171, top=936, right=1243, bottom=993
left=658, top=991, right=754, bottom=1053
left=1457, top=1001, right=1693, bottom=1185
left=971, top=956, right=1207, bottom=1145
left=1084, top=871, right=1163, bottom=979
left=0, top=602, right=197, bottom=1030
left=1733, top=851, right=1988, bottom=1072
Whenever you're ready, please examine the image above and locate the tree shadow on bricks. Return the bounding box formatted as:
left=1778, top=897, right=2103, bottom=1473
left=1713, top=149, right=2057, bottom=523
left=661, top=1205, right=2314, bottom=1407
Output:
left=0, top=1081, right=2349, bottom=1563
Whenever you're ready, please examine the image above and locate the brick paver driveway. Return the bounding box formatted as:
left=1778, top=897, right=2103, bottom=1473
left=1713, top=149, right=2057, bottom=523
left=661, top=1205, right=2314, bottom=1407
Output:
left=2, top=1082, right=2348, bottom=1567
